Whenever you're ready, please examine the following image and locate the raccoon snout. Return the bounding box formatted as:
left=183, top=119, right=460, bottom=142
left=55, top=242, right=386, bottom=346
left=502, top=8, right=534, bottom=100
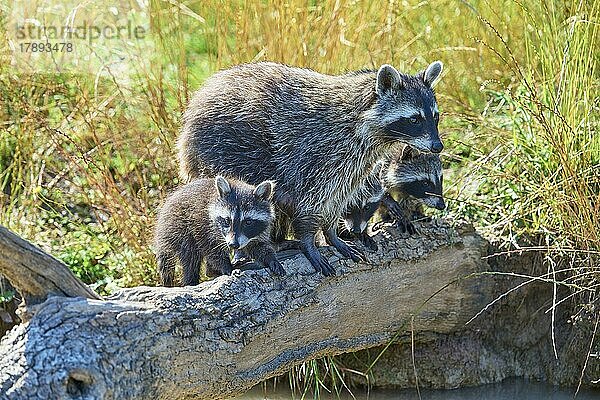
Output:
left=225, top=232, right=240, bottom=249
left=434, top=198, right=446, bottom=210
left=227, top=239, right=241, bottom=249
left=359, top=221, right=368, bottom=233
left=430, top=141, right=444, bottom=153
left=228, top=234, right=250, bottom=250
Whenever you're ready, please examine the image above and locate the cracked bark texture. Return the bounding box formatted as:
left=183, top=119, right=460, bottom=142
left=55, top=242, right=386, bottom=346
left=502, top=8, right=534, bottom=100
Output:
left=0, top=220, right=491, bottom=400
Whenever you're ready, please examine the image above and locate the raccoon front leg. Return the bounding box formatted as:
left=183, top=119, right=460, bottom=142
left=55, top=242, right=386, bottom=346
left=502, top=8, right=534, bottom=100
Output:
left=324, top=228, right=367, bottom=263
left=380, top=193, right=404, bottom=220
left=245, top=243, right=285, bottom=276
left=381, top=193, right=416, bottom=235
left=205, top=249, right=233, bottom=277
left=292, top=217, right=335, bottom=276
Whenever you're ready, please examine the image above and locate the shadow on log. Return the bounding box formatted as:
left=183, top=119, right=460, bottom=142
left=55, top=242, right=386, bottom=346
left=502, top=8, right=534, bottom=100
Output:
left=0, top=275, right=19, bottom=337
left=0, top=221, right=491, bottom=400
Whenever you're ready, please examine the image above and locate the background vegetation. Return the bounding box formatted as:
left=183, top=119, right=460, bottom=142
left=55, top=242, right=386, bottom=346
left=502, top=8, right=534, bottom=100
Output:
left=1, top=0, right=598, bottom=396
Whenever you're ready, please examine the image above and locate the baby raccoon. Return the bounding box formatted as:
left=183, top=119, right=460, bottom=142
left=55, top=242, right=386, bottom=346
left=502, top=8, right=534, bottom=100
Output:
left=382, top=146, right=445, bottom=233
left=344, top=146, right=445, bottom=239
left=341, top=170, right=385, bottom=250
left=154, top=176, right=284, bottom=287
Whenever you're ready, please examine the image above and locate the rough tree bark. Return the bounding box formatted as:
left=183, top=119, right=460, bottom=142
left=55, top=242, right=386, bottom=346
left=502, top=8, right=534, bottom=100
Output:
left=0, top=221, right=491, bottom=400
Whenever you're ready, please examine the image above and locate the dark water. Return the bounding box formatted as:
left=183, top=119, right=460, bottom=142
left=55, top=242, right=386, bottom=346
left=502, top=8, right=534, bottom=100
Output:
left=237, top=378, right=600, bottom=399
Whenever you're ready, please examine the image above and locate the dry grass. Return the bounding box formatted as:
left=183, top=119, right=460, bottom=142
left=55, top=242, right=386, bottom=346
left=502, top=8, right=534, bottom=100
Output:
left=0, top=0, right=598, bottom=393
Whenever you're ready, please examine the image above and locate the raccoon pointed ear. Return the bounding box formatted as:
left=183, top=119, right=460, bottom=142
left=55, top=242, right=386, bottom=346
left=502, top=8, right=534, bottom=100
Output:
left=422, top=60, right=443, bottom=87
left=215, top=176, right=231, bottom=198
left=254, top=180, right=275, bottom=201
left=376, top=64, right=402, bottom=95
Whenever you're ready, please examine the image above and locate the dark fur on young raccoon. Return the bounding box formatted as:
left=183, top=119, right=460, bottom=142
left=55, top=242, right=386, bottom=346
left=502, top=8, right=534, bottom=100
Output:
left=381, top=146, right=446, bottom=216
left=340, top=164, right=386, bottom=250
left=344, top=145, right=445, bottom=237
left=178, top=61, right=444, bottom=276
left=154, top=176, right=284, bottom=287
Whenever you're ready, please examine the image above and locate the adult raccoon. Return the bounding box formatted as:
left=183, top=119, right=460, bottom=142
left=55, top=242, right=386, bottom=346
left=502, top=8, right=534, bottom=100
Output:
left=154, top=176, right=284, bottom=286
left=178, top=61, right=444, bottom=275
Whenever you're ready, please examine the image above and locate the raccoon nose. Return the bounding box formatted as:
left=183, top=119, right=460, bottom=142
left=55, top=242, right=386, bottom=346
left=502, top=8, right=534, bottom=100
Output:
left=351, top=227, right=362, bottom=234
left=430, top=141, right=444, bottom=153
left=231, top=250, right=245, bottom=264
left=434, top=198, right=446, bottom=210
left=229, top=240, right=240, bottom=249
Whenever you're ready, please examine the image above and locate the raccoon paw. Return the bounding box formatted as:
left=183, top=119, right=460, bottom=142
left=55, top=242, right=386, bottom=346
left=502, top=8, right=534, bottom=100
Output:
left=308, top=255, right=335, bottom=276
left=301, top=245, right=336, bottom=276
left=316, top=259, right=336, bottom=276
left=334, top=240, right=367, bottom=263
left=360, top=234, right=378, bottom=251
left=396, top=218, right=417, bottom=235
left=269, top=259, right=286, bottom=276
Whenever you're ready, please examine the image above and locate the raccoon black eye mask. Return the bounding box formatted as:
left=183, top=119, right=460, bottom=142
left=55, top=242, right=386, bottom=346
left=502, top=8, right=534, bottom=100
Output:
left=385, top=116, right=425, bottom=138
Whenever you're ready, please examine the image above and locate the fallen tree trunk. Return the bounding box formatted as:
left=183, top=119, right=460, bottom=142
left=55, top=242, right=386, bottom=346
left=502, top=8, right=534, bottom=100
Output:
left=0, top=221, right=491, bottom=400
left=0, top=226, right=101, bottom=307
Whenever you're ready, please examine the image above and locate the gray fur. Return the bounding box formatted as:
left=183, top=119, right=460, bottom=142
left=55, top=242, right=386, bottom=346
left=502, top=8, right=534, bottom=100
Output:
left=178, top=61, right=444, bottom=274
left=154, top=176, right=282, bottom=286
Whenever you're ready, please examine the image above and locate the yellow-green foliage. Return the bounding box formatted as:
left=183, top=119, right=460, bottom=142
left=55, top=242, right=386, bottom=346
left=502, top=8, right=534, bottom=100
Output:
left=0, top=0, right=598, bottom=395
left=0, top=0, right=598, bottom=292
